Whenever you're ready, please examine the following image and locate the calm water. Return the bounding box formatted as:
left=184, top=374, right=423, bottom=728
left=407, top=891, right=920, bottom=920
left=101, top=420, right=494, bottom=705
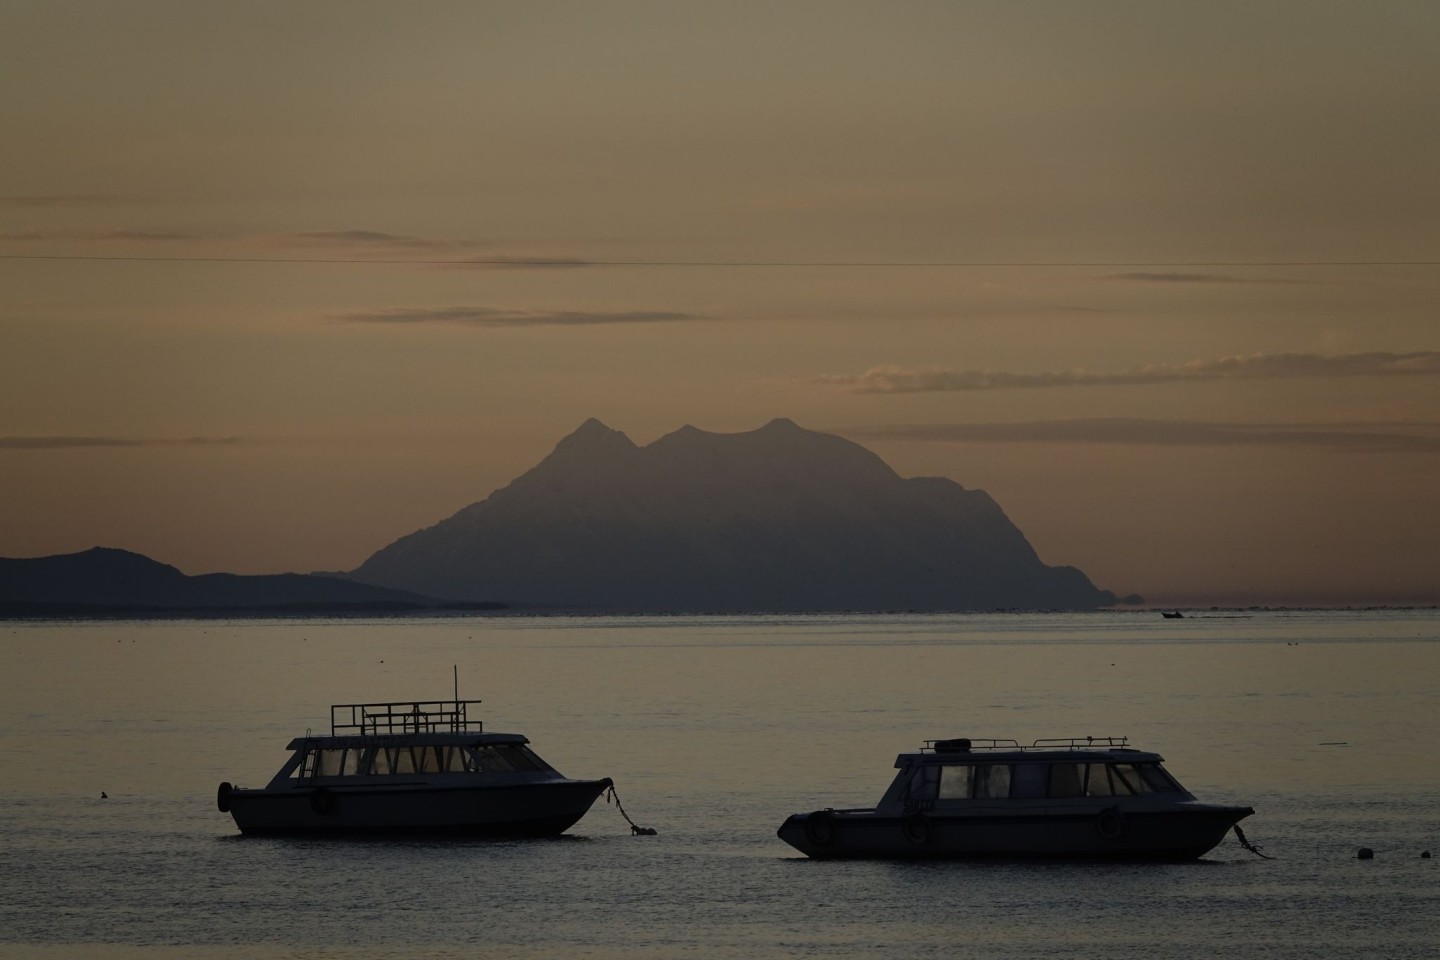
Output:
left=1, top=611, right=1437, bottom=959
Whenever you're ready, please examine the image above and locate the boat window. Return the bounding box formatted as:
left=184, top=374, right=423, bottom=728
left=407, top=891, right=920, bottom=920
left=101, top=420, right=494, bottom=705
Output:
left=359, top=746, right=454, bottom=775
left=907, top=764, right=940, bottom=801
left=473, top=745, right=518, bottom=772
left=1047, top=763, right=1084, bottom=798
left=294, top=750, right=316, bottom=779
left=309, top=748, right=354, bottom=777
left=1111, top=763, right=1148, bottom=794
left=502, top=746, right=544, bottom=771
left=317, top=749, right=347, bottom=777
left=938, top=764, right=973, bottom=799
left=417, top=746, right=444, bottom=774
left=976, top=764, right=1010, bottom=799
left=936, top=764, right=1012, bottom=800
left=444, top=746, right=472, bottom=773
left=1084, top=763, right=1123, bottom=796
left=1137, top=763, right=1183, bottom=793
left=522, top=746, right=553, bottom=771
left=304, top=749, right=361, bottom=777
left=1011, top=763, right=1047, bottom=799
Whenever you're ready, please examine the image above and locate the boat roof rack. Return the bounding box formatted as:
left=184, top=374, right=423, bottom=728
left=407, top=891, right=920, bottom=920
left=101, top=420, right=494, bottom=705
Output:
left=1030, top=736, right=1128, bottom=749
left=923, top=736, right=1129, bottom=753
left=330, top=700, right=484, bottom=736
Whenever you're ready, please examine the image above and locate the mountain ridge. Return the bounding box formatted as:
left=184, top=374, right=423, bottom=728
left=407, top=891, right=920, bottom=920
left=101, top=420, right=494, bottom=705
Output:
left=0, top=546, right=486, bottom=616
left=350, top=419, right=1120, bottom=612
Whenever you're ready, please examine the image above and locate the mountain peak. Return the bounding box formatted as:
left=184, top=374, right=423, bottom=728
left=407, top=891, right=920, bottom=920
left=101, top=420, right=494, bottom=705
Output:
left=352, top=417, right=1120, bottom=612
left=552, top=418, right=636, bottom=453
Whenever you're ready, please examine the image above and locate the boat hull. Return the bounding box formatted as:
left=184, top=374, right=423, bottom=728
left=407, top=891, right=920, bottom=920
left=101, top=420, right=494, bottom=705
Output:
left=777, top=803, right=1253, bottom=860
left=226, top=778, right=612, bottom=837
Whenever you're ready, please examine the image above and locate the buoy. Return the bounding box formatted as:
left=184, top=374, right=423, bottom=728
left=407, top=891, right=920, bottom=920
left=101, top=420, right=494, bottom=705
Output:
left=100, top=791, right=108, bottom=799
left=1422, top=851, right=1432, bottom=859
left=1357, top=847, right=1374, bottom=859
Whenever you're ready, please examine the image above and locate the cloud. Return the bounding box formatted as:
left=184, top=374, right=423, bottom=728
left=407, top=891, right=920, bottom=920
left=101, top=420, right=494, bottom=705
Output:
left=847, top=419, right=1440, bottom=453
left=440, top=255, right=594, bottom=270
left=1102, top=272, right=1250, bottom=283
left=332, top=306, right=698, bottom=327
left=0, top=194, right=127, bottom=208
left=1098, top=272, right=1316, bottom=285
left=263, top=232, right=591, bottom=267
left=0, top=436, right=242, bottom=450
left=0, top=229, right=201, bottom=242
left=268, top=230, right=472, bottom=252
left=817, top=351, right=1440, bottom=394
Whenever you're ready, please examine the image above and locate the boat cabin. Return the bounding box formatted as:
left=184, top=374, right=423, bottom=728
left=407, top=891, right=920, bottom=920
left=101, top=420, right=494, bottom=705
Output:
left=875, top=737, right=1192, bottom=814
left=260, top=699, right=559, bottom=788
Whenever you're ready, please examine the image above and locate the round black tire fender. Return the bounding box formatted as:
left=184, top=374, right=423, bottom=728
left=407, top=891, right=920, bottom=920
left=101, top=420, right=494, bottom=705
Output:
left=804, top=810, right=835, bottom=847
left=216, top=781, right=233, bottom=813
left=902, top=812, right=931, bottom=845
left=1095, top=806, right=1126, bottom=841
left=310, top=787, right=337, bottom=816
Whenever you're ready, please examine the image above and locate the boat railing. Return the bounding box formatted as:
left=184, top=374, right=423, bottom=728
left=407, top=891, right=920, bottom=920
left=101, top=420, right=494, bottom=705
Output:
left=1030, top=736, right=1129, bottom=750
left=923, top=736, right=1129, bottom=753
left=330, top=700, right=484, bottom=736
left=923, top=738, right=1021, bottom=753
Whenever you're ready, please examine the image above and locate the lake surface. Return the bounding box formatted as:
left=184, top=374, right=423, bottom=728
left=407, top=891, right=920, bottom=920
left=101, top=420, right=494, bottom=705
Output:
left=1, top=611, right=1437, bottom=958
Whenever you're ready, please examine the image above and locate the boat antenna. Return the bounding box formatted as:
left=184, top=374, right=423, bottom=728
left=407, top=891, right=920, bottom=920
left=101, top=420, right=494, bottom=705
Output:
left=453, top=664, right=459, bottom=702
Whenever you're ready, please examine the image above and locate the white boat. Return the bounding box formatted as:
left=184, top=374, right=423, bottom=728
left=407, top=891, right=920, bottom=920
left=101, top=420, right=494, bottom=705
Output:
left=217, top=699, right=612, bottom=836
left=777, top=737, right=1253, bottom=860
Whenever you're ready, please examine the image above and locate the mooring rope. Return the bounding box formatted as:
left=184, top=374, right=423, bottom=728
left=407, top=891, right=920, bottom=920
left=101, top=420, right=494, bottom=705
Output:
left=1233, top=824, right=1276, bottom=859
left=606, top=784, right=657, bottom=836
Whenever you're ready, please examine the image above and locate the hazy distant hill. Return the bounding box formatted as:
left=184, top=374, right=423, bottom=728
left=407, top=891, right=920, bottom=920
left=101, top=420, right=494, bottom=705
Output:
left=0, top=546, right=458, bottom=616
left=351, top=418, right=1119, bottom=612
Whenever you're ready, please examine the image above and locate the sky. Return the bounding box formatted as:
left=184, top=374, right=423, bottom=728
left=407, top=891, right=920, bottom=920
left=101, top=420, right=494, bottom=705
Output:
left=2, top=1, right=1438, bottom=607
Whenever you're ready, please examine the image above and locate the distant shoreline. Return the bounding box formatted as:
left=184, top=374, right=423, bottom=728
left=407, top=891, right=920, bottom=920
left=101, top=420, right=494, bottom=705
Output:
left=3, top=603, right=1434, bottom=621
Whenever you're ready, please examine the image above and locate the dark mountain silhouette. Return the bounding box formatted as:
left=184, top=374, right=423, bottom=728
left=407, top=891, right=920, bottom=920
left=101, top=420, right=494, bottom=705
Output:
left=0, top=546, right=476, bottom=617
left=350, top=418, right=1120, bottom=612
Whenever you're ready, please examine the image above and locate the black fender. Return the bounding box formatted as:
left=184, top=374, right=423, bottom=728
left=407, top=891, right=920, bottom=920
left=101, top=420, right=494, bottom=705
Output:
left=902, top=811, right=931, bottom=844
left=803, top=810, right=835, bottom=847
left=310, top=787, right=337, bottom=816
left=1095, top=806, right=1126, bottom=841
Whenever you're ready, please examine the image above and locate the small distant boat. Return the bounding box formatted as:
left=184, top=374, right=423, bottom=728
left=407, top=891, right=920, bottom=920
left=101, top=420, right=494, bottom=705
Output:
left=217, top=699, right=612, bottom=836
left=1162, top=610, right=1185, bottom=619
left=777, top=737, right=1253, bottom=860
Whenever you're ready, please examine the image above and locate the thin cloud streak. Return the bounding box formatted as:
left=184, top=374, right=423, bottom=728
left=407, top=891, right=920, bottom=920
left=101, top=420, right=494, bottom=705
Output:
left=333, top=306, right=697, bottom=327
left=440, top=255, right=594, bottom=270
left=0, top=229, right=202, bottom=242
left=264, top=232, right=593, bottom=267
left=268, top=230, right=475, bottom=251
left=848, top=419, right=1440, bottom=453
left=0, top=436, right=243, bottom=450
left=818, top=351, right=1440, bottom=394
left=1097, top=271, right=1317, bottom=285
left=0, top=194, right=129, bottom=208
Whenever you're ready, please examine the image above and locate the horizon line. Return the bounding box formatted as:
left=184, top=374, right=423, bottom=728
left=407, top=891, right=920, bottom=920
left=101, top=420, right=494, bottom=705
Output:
left=3, top=254, right=1440, bottom=268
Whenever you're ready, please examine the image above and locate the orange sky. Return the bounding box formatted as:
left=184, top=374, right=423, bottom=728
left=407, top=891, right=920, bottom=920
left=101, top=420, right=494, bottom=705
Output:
left=3, top=2, right=1438, bottom=606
